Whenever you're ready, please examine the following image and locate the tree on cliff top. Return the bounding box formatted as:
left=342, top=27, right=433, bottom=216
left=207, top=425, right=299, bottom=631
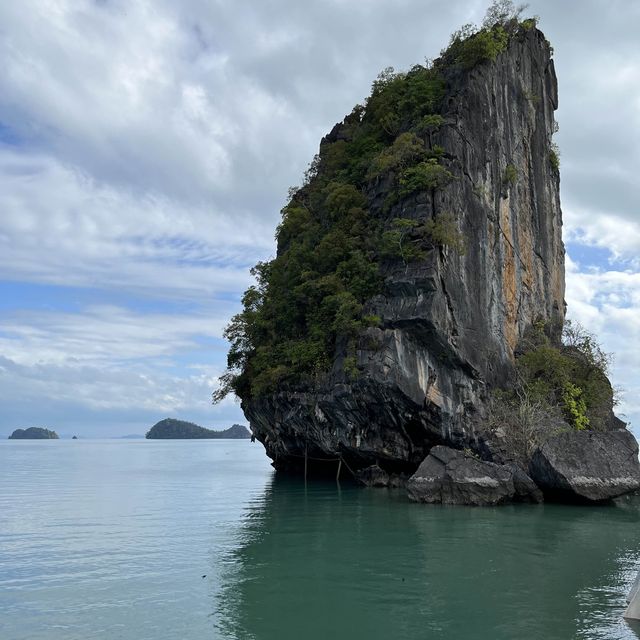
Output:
left=482, top=1, right=529, bottom=29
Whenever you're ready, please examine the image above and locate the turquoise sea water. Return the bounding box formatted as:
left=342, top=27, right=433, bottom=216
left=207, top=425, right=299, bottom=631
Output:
left=1, top=439, right=640, bottom=640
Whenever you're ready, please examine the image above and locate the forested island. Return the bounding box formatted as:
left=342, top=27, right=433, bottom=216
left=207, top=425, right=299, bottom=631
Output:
left=146, top=418, right=251, bottom=439
left=9, top=427, right=59, bottom=440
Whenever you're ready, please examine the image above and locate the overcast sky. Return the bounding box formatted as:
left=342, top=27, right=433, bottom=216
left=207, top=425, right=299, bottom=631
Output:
left=0, top=0, right=638, bottom=438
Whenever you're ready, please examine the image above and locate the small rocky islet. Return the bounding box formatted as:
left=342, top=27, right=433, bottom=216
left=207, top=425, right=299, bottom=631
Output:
left=8, top=427, right=59, bottom=440
left=214, top=15, right=640, bottom=505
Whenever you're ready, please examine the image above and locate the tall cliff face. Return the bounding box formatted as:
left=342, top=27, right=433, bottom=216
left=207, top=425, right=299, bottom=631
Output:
left=243, top=28, right=565, bottom=474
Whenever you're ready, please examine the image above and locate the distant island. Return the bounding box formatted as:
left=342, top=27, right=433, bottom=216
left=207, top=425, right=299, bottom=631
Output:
left=9, top=427, right=59, bottom=440
left=119, top=434, right=145, bottom=439
left=145, top=418, right=251, bottom=439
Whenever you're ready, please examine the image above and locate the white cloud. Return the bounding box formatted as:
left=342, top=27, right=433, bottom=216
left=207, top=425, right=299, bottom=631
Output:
left=0, top=303, right=243, bottom=434
left=0, top=148, right=272, bottom=297
left=545, top=0, right=640, bottom=264
left=566, top=258, right=640, bottom=431
left=0, top=352, right=244, bottom=436
left=0, top=355, right=215, bottom=412
left=0, top=304, right=230, bottom=366
left=564, top=208, right=640, bottom=266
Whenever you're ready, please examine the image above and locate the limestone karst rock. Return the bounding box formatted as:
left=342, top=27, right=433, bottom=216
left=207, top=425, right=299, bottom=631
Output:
left=243, top=27, right=565, bottom=474
left=223, top=24, right=636, bottom=500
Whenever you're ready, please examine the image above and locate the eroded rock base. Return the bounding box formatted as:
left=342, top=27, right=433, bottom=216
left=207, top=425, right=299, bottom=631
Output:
left=529, top=430, right=640, bottom=502
left=407, top=446, right=542, bottom=506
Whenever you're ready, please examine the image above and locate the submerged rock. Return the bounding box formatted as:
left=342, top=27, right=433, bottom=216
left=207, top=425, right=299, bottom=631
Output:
left=355, top=464, right=390, bottom=487
left=529, top=430, right=640, bottom=502
left=407, top=446, right=542, bottom=506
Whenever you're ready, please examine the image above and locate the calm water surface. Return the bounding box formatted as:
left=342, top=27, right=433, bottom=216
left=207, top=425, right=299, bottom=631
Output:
left=1, top=439, right=640, bottom=640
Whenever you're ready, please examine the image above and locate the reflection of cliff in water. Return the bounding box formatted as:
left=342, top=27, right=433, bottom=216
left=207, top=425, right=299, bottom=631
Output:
left=214, top=477, right=640, bottom=640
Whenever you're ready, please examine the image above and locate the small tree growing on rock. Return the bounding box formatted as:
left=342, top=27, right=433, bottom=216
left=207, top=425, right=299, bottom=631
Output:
left=482, top=0, right=529, bottom=29
left=489, top=376, right=566, bottom=466
left=381, top=218, right=427, bottom=272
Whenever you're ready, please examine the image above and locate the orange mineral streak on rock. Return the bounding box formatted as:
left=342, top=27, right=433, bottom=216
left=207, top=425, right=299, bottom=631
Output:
left=516, top=214, right=534, bottom=293
left=499, top=196, right=519, bottom=356
left=426, top=383, right=444, bottom=408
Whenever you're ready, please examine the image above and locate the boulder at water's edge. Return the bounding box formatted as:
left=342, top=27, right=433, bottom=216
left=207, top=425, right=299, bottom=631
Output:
left=407, top=446, right=542, bottom=505
left=529, top=430, right=640, bottom=502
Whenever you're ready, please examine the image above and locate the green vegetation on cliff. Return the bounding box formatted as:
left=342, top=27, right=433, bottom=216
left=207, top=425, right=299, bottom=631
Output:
left=516, top=320, right=616, bottom=432
left=9, top=427, right=59, bottom=439
left=146, top=419, right=250, bottom=439
left=490, top=321, right=619, bottom=462
left=214, top=2, right=541, bottom=404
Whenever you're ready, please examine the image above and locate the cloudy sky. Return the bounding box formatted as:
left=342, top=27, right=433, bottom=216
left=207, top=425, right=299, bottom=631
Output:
left=0, top=0, right=638, bottom=438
